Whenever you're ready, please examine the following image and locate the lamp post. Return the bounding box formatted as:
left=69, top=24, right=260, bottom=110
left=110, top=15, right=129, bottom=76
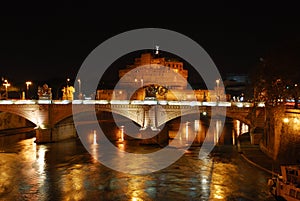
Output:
left=294, top=83, right=299, bottom=109
left=77, top=78, right=82, bottom=99
left=25, top=81, right=32, bottom=99
left=216, top=79, right=220, bottom=101
left=66, top=78, right=70, bottom=100
left=3, top=80, right=10, bottom=100
left=67, top=78, right=70, bottom=87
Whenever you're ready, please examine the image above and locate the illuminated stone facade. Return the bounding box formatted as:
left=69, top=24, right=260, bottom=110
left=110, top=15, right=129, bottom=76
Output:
left=96, top=52, right=227, bottom=101
left=261, top=107, right=300, bottom=163
left=118, top=53, right=188, bottom=90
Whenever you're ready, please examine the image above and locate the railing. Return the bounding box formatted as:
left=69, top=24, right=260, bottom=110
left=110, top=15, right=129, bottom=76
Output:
left=0, top=99, right=264, bottom=108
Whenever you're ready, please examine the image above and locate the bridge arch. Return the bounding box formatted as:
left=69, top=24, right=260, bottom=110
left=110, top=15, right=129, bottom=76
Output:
left=55, top=104, right=143, bottom=127
left=222, top=112, right=251, bottom=126
left=156, top=106, right=251, bottom=127
left=0, top=105, right=41, bottom=126
left=0, top=103, right=258, bottom=145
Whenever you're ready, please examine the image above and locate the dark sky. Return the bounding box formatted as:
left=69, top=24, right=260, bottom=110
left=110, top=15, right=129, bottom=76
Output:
left=0, top=1, right=300, bottom=87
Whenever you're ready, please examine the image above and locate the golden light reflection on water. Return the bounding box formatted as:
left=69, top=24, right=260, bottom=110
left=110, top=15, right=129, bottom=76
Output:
left=117, top=143, right=125, bottom=150
left=120, top=125, right=124, bottom=141
left=201, top=119, right=223, bottom=145
left=210, top=163, right=239, bottom=200
left=18, top=137, right=37, bottom=162
left=0, top=122, right=276, bottom=201
left=185, top=121, right=189, bottom=142
left=194, top=119, right=200, bottom=132
left=234, top=120, right=249, bottom=136
left=18, top=138, right=47, bottom=187
left=90, top=143, right=98, bottom=163
left=93, top=130, right=98, bottom=145
left=0, top=153, right=18, bottom=196
left=61, top=164, right=85, bottom=201
left=35, top=144, right=47, bottom=195
left=127, top=176, right=148, bottom=201
left=0, top=137, right=48, bottom=199
left=212, top=184, right=225, bottom=200
left=89, top=130, right=99, bottom=163
left=36, top=146, right=46, bottom=174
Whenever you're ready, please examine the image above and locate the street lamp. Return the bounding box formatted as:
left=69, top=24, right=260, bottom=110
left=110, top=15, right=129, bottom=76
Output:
left=216, top=79, right=220, bottom=85
left=77, top=78, right=82, bottom=99
left=25, top=81, right=32, bottom=99
left=67, top=78, right=70, bottom=87
left=3, top=80, right=10, bottom=99
left=216, top=79, right=220, bottom=101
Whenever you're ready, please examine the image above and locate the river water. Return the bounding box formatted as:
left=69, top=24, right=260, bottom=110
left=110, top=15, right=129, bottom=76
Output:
left=0, top=120, right=276, bottom=201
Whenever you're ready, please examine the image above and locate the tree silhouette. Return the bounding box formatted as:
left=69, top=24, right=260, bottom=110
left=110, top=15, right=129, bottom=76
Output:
left=250, top=40, right=300, bottom=108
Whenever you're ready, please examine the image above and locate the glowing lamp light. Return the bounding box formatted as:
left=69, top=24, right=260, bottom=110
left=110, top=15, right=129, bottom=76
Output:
left=93, top=130, right=97, bottom=145
left=34, top=123, right=46, bottom=129
left=155, top=45, right=159, bottom=55
left=119, top=125, right=124, bottom=142
left=25, top=81, right=32, bottom=89
left=283, top=118, right=289, bottom=123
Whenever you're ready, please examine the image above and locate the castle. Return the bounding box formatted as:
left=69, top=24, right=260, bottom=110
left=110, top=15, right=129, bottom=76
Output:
left=96, top=52, right=227, bottom=101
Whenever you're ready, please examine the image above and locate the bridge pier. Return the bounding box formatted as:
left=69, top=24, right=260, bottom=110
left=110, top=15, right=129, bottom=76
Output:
left=140, top=105, right=160, bottom=131
left=35, top=128, right=53, bottom=144
left=138, top=126, right=169, bottom=146
left=35, top=123, right=77, bottom=144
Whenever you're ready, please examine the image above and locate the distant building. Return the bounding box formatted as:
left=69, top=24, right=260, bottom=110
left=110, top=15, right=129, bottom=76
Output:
left=118, top=52, right=188, bottom=90
left=96, top=89, right=127, bottom=100
left=223, top=73, right=250, bottom=101
left=96, top=52, right=227, bottom=101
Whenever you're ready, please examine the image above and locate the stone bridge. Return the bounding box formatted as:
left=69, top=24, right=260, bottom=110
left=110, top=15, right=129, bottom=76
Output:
left=0, top=100, right=264, bottom=143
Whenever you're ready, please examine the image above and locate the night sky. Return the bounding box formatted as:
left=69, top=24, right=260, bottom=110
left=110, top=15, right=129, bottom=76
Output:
left=0, top=2, right=300, bottom=89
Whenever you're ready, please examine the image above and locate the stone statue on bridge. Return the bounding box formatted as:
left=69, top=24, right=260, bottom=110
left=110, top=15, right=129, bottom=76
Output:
left=144, top=85, right=168, bottom=100
left=62, top=86, right=75, bottom=100
left=38, top=84, right=52, bottom=100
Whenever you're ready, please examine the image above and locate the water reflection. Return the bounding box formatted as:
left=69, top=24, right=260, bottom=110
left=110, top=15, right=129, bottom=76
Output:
left=35, top=144, right=47, bottom=194
left=93, top=130, right=98, bottom=145
left=171, top=119, right=225, bottom=146
left=91, top=142, right=99, bottom=164
left=194, top=120, right=200, bottom=132
left=235, top=120, right=249, bottom=136
left=61, top=164, right=85, bottom=201
left=0, top=120, right=276, bottom=201
left=190, top=119, right=225, bottom=146
left=0, top=137, right=49, bottom=200
left=214, top=120, right=222, bottom=145
left=185, top=121, right=189, bottom=143
left=120, top=125, right=124, bottom=142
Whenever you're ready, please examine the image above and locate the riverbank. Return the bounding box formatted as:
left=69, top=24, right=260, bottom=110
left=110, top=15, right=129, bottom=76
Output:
left=238, top=134, right=281, bottom=175
left=0, top=128, right=36, bottom=150
left=0, top=126, right=35, bottom=136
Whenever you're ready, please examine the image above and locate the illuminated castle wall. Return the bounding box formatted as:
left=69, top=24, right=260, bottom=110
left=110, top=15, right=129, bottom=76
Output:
left=118, top=53, right=188, bottom=90
left=96, top=52, right=227, bottom=101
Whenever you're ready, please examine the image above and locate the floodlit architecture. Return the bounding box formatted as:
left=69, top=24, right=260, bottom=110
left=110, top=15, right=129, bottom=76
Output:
left=118, top=52, right=188, bottom=90
left=96, top=52, right=227, bottom=101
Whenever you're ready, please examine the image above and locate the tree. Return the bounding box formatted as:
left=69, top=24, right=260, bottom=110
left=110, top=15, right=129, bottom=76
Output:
left=250, top=40, right=300, bottom=108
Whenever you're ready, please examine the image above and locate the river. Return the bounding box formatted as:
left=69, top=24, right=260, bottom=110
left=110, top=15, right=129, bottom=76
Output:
left=0, top=119, right=276, bottom=201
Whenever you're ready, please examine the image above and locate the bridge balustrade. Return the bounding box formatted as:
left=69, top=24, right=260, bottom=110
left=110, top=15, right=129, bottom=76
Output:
left=0, top=99, right=260, bottom=108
